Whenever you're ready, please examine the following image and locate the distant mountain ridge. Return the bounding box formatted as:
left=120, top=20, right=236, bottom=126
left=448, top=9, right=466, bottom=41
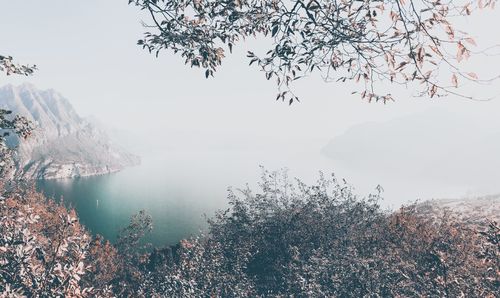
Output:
left=0, top=83, right=140, bottom=179
left=321, top=108, right=500, bottom=196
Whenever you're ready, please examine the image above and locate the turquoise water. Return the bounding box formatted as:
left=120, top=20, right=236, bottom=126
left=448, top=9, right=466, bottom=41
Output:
left=35, top=148, right=333, bottom=247
left=36, top=154, right=234, bottom=247
left=36, top=146, right=474, bottom=247
left=35, top=146, right=339, bottom=247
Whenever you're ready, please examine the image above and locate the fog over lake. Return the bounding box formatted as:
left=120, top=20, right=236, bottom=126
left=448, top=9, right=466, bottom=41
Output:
left=3, top=0, right=500, bottom=246
left=37, top=109, right=500, bottom=246
left=37, top=140, right=341, bottom=246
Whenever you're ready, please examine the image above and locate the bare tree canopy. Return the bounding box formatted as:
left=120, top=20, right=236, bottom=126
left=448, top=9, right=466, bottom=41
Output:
left=130, top=0, right=497, bottom=103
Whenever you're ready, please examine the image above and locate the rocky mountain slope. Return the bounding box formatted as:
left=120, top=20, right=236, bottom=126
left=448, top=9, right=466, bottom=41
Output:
left=0, top=83, right=140, bottom=179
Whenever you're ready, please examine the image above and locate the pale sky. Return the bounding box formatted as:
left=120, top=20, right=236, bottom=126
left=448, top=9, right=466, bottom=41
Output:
left=1, top=0, right=500, bottom=204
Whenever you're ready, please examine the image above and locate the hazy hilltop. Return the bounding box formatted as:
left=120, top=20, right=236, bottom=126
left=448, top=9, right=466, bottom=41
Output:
left=0, top=83, right=139, bottom=179
left=322, top=108, right=500, bottom=197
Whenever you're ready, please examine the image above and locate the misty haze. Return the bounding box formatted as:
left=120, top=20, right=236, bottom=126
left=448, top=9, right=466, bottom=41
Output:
left=1, top=1, right=499, bottom=297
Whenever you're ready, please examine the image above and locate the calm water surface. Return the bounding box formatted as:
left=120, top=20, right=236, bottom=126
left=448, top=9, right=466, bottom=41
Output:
left=36, top=148, right=335, bottom=247
left=36, top=153, right=240, bottom=247
left=36, top=146, right=473, bottom=247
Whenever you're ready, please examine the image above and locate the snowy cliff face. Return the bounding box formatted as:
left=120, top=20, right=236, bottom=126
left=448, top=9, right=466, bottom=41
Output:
left=0, top=83, right=140, bottom=179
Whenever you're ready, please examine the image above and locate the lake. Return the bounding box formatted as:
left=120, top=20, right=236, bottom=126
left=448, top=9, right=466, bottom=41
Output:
left=36, top=147, right=340, bottom=247
left=36, top=154, right=237, bottom=247
left=36, top=144, right=478, bottom=247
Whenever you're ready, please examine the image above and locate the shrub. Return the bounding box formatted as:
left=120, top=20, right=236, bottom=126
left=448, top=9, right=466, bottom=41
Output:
left=0, top=187, right=115, bottom=297
left=133, top=170, right=499, bottom=297
left=1, top=170, right=498, bottom=297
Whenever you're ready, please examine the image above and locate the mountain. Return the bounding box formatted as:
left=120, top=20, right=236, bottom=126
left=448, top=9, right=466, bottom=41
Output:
left=321, top=108, right=500, bottom=196
left=0, top=83, right=140, bottom=179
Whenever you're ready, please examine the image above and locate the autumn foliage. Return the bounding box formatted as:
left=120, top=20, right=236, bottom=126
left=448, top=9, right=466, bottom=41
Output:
left=1, top=171, right=499, bottom=297
left=0, top=187, right=117, bottom=296
left=2, top=1, right=499, bottom=296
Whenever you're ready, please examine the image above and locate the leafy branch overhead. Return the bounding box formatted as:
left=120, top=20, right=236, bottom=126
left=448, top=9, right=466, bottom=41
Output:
left=0, top=55, right=36, bottom=77
left=0, top=55, right=35, bottom=180
left=130, top=0, right=496, bottom=104
left=0, top=109, right=33, bottom=175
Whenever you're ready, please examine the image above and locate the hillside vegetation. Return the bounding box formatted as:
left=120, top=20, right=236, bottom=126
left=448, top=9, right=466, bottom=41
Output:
left=1, top=171, right=498, bottom=297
